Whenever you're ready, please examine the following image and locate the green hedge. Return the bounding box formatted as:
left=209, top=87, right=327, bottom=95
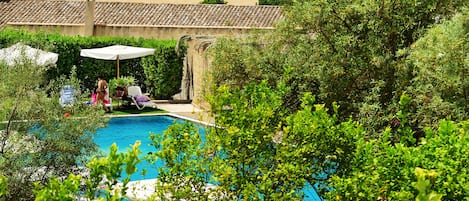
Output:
left=0, top=28, right=185, bottom=99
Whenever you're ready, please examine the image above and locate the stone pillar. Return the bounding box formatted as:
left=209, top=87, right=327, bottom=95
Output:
left=172, top=35, right=215, bottom=109
left=84, top=0, right=95, bottom=36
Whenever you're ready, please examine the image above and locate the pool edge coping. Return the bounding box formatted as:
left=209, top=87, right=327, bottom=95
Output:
left=105, top=112, right=216, bottom=127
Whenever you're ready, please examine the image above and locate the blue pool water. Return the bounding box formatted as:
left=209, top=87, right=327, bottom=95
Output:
left=95, top=115, right=190, bottom=181
left=95, top=115, right=322, bottom=201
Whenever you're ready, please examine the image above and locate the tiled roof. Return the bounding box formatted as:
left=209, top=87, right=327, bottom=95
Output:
left=0, top=0, right=284, bottom=28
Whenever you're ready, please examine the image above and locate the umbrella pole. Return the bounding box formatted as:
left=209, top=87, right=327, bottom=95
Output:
left=117, top=55, right=120, bottom=78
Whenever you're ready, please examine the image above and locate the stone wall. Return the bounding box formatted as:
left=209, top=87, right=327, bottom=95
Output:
left=93, top=25, right=261, bottom=40
left=6, top=23, right=271, bottom=40
left=176, top=36, right=216, bottom=109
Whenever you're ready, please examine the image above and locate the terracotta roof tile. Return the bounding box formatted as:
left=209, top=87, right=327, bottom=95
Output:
left=0, top=0, right=284, bottom=28
left=1, top=1, right=84, bottom=25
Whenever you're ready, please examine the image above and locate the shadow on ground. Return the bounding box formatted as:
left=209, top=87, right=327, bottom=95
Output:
left=110, top=106, right=166, bottom=115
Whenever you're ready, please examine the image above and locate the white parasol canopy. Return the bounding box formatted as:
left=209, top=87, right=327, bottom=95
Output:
left=80, top=45, right=155, bottom=78
left=0, top=43, right=59, bottom=67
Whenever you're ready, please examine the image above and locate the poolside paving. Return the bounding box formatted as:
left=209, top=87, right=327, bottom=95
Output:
left=156, top=102, right=215, bottom=125
left=125, top=179, right=157, bottom=200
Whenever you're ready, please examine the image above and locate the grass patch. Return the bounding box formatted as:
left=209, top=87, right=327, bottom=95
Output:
left=109, top=106, right=167, bottom=115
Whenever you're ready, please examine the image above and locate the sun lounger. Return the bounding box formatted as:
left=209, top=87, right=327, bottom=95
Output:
left=59, top=85, right=76, bottom=106
left=127, top=86, right=157, bottom=110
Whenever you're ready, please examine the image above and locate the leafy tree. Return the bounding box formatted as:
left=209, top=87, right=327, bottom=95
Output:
left=34, top=174, right=82, bottom=201
left=0, top=60, right=107, bottom=199
left=34, top=142, right=142, bottom=201
left=147, top=123, right=212, bottom=200
left=200, top=1, right=469, bottom=200
left=208, top=0, right=467, bottom=136
left=399, top=9, right=469, bottom=130
left=147, top=82, right=361, bottom=200
left=325, top=119, right=469, bottom=200
left=153, top=5, right=468, bottom=200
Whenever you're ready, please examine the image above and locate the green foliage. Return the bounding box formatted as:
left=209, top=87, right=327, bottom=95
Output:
left=325, top=120, right=469, bottom=200
left=0, top=28, right=184, bottom=98
left=208, top=82, right=292, bottom=200
left=141, top=45, right=185, bottom=99
left=33, top=174, right=82, bottom=201
left=0, top=60, right=107, bottom=199
left=33, top=142, right=142, bottom=201
left=399, top=9, right=469, bottom=130
left=203, top=4, right=468, bottom=199
left=147, top=123, right=211, bottom=200
left=208, top=0, right=467, bottom=133
left=393, top=92, right=417, bottom=146
left=258, top=0, right=293, bottom=5
left=209, top=37, right=269, bottom=89
left=84, top=142, right=141, bottom=200
left=149, top=82, right=362, bottom=200
left=413, top=168, right=443, bottom=201
left=108, top=76, right=135, bottom=97
left=356, top=80, right=392, bottom=137
left=0, top=175, right=7, bottom=199
left=200, top=0, right=225, bottom=4
left=281, top=95, right=361, bottom=189
left=5, top=1, right=467, bottom=200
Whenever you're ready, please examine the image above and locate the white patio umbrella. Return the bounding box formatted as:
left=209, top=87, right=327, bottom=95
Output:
left=80, top=45, right=155, bottom=78
left=0, top=43, right=59, bottom=67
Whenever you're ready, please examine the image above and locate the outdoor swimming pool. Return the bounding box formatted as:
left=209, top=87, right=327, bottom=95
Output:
left=95, top=115, right=321, bottom=201
left=94, top=115, right=193, bottom=181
